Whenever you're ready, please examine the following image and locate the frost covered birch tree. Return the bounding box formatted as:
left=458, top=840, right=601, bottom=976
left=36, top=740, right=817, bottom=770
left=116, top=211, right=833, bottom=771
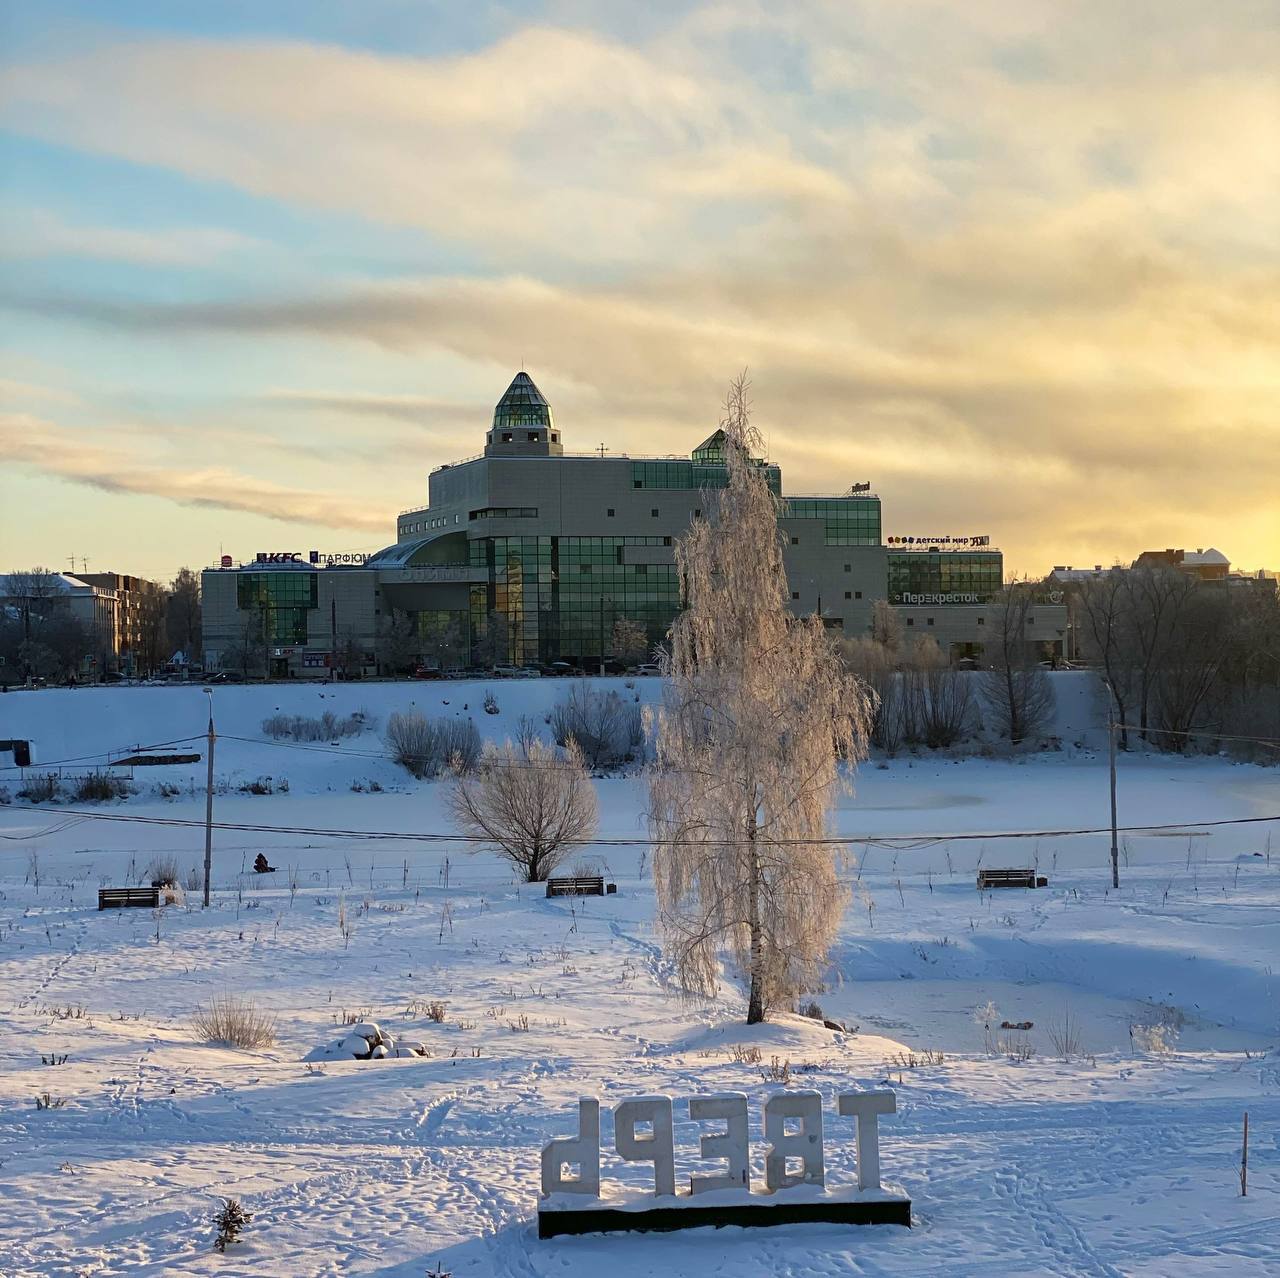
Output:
left=648, top=373, right=874, bottom=1024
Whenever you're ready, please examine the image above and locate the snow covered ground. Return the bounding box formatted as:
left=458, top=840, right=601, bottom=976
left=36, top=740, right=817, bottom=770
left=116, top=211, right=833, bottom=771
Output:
left=0, top=678, right=1277, bottom=1275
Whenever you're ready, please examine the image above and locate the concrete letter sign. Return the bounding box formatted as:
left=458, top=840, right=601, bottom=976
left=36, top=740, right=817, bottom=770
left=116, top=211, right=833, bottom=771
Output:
left=837, top=1091, right=896, bottom=1191
left=540, top=1097, right=600, bottom=1196
left=614, top=1096, right=676, bottom=1196
left=763, top=1090, right=825, bottom=1190
left=537, top=1088, right=910, bottom=1237
left=688, top=1093, right=750, bottom=1193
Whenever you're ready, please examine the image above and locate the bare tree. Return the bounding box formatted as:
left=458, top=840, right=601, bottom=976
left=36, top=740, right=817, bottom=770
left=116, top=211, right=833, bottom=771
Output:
left=1072, top=569, right=1133, bottom=747
left=648, top=372, right=874, bottom=1024
left=472, top=610, right=512, bottom=668
left=550, top=681, right=644, bottom=768
left=1152, top=588, right=1232, bottom=748
left=449, top=739, right=597, bottom=882
left=222, top=614, right=266, bottom=679
left=869, top=599, right=904, bottom=651
left=983, top=582, right=1055, bottom=744
left=1120, top=566, right=1187, bottom=741
left=134, top=581, right=169, bottom=676
left=906, top=637, right=975, bottom=747
left=165, top=567, right=202, bottom=662
left=837, top=635, right=900, bottom=754
left=610, top=616, right=649, bottom=667
left=376, top=609, right=421, bottom=674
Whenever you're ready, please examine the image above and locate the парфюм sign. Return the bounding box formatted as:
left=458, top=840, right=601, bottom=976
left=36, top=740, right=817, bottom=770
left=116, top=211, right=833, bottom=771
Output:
left=537, top=1089, right=910, bottom=1238
left=886, top=535, right=990, bottom=547
left=309, top=551, right=368, bottom=565
left=252, top=552, right=369, bottom=565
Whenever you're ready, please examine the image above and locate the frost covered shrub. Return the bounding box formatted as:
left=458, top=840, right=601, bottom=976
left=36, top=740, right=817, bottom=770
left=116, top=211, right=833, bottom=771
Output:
left=18, top=773, right=60, bottom=803
left=550, top=683, right=644, bottom=768
left=261, top=710, right=367, bottom=741
left=386, top=712, right=480, bottom=779
left=192, top=996, right=277, bottom=1050
left=146, top=855, right=180, bottom=887
left=1131, top=1022, right=1179, bottom=1055
left=239, top=776, right=282, bottom=795
left=72, top=771, right=132, bottom=801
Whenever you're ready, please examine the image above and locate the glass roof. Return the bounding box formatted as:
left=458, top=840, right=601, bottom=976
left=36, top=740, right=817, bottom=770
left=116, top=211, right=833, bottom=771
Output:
left=493, top=371, right=553, bottom=432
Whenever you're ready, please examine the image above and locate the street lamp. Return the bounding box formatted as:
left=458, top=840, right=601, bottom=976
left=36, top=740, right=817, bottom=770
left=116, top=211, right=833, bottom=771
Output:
left=1101, top=677, right=1119, bottom=890
left=202, top=686, right=216, bottom=907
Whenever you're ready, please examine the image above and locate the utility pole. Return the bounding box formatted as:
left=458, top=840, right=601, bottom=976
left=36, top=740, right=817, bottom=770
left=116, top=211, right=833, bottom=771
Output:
left=1108, top=702, right=1120, bottom=890
left=202, top=687, right=216, bottom=907
left=331, top=596, right=338, bottom=682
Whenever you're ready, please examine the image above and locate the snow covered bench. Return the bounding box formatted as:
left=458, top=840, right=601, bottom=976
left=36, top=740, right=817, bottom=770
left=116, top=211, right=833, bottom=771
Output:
left=976, top=869, right=1047, bottom=890
left=98, top=886, right=160, bottom=909
left=546, top=876, right=617, bottom=898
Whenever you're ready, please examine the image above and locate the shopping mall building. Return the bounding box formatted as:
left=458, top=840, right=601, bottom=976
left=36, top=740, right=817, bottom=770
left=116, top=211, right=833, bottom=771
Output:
left=202, top=373, right=1066, bottom=676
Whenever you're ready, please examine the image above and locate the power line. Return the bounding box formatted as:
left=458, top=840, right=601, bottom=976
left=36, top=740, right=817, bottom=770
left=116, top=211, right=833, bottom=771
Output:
left=1113, top=723, right=1280, bottom=750
left=0, top=735, right=206, bottom=774
left=6, top=804, right=1279, bottom=847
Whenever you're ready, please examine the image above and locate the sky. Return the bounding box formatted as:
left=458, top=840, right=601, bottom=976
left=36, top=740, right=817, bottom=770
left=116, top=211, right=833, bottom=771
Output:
left=1, top=0, right=1277, bottom=584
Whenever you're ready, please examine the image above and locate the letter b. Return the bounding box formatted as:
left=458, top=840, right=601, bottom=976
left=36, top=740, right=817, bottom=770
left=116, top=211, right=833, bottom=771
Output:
left=764, top=1090, right=825, bottom=1190
left=540, top=1098, right=600, bottom=1198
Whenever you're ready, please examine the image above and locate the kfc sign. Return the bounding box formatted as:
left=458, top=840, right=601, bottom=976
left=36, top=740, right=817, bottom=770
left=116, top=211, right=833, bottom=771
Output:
left=255, top=552, right=303, bottom=564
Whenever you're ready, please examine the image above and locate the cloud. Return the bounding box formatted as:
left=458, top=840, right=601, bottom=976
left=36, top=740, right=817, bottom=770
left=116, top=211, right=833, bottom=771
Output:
left=1, top=4, right=1276, bottom=569
left=3, top=411, right=389, bottom=533
left=0, top=207, right=260, bottom=265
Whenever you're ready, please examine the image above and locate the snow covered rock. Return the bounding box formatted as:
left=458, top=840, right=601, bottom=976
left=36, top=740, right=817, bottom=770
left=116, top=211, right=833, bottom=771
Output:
left=305, top=1023, right=429, bottom=1062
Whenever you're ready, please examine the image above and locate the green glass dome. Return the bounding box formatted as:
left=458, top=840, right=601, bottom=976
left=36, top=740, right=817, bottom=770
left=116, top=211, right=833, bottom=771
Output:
left=493, top=372, right=553, bottom=432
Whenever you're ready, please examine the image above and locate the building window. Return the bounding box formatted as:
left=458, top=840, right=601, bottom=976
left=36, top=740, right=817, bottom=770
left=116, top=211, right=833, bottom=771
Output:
left=977, top=617, right=984, bottom=625
left=844, top=591, right=852, bottom=600
left=694, top=508, right=701, bottom=518
left=551, top=433, right=559, bottom=442
left=502, top=432, right=513, bottom=442
left=651, top=508, right=659, bottom=517
left=855, top=591, right=862, bottom=599
left=790, top=536, right=800, bottom=545
left=636, top=564, right=648, bottom=576
left=791, top=591, right=800, bottom=600
left=663, top=536, right=672, bottom=546
left=906, top=617, right=914, bottom=626
left=580, top=564, right=591, bottom=574
left=607, top=508, right=615, bottom=517
left=528, top=432, right=540, bottom=442
left=927, top=617, right=934, bottom=625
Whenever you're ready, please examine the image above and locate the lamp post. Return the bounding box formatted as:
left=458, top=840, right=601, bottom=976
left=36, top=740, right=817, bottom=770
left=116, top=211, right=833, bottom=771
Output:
left=202, top=686, right=216, bottom=907
left=1102, top=678, right=1119, bottom=890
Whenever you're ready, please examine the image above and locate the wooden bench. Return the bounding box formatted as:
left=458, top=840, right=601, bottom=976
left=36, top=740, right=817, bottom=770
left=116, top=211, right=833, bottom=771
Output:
left=976, top=869, right=1047, bottom=891
left=98, top=886, right=160, bottom=910
left=545, top=876, right=617, bottom=898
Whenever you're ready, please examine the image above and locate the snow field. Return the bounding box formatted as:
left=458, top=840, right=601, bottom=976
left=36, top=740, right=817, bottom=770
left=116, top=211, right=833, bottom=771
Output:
left=0, top=680, right=1277, bottom=1275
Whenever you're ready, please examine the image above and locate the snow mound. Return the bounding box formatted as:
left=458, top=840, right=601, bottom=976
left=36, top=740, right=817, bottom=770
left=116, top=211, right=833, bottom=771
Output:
left=305, top=1022, right=429, bottom=1062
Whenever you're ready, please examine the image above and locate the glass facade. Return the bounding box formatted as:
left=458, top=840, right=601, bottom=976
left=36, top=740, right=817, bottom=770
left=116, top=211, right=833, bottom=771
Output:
left=236, top=572, right=318, bottom=644
left=786, top=497, right=881, bottom=545
left=467, top=535, right=679, bottom=665
left=886, top=551, right=1003, bottom=605
left=631, top=459, right=782, bottom=495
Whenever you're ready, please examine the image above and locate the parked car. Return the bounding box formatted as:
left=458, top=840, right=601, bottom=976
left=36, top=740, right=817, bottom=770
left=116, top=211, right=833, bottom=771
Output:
left=412, top=666, right=444, bottom=680
left=636, top=662, right=662, bottom=676
left=207, top=671, right=244, bottom=683
left=515, top=666, right=542, bottom=678
left=549, top=661, right=575, bottom=676
left=491, top=665, right=519, bottom=678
